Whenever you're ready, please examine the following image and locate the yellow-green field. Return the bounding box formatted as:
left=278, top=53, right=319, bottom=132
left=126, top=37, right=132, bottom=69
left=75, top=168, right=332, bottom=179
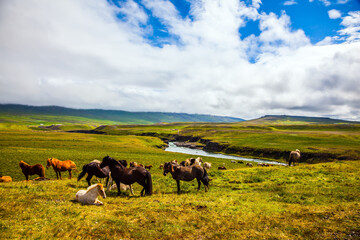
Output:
left=0, top=126, right=360, bottom=239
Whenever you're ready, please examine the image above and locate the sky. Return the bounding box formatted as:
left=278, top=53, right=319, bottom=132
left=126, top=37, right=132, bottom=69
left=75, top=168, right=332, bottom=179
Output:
left=0, top=0, right=360, bottom=120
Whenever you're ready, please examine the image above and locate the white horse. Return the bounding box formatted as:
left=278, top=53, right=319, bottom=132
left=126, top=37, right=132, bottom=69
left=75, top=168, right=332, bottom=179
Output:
left=288, top=149, right=301, bottom=166
left=75, top=183, right=106, bottom=205
left=204, top=162, right=211, bottom=170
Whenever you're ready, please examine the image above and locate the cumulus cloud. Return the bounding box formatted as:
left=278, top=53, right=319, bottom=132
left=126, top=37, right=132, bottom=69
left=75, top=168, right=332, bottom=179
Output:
left=328, top=9, right=342, bottom=19
left=0, top=0, right=359, bottom=121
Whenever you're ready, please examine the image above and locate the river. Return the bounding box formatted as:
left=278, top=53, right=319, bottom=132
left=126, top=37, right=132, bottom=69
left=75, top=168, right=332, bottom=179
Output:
left=165, top=142, right=287, bottom=166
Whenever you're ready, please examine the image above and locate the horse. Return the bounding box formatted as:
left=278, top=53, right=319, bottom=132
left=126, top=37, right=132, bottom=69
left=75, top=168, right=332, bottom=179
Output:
left=78, top=161, right=111, bottom=186
left=288, top=149, right=301, bottom=166
left=163, top=162, right=209, bottom=194
left=204, top=162, right=211, bottom=170
left=145, top=165, right=152, bottom=170
left=0, top=176, right=12, bottom=182
left=19, top=160, right=45, bottom=180
left=100, top=156, right=152, bottom=196
left=130, top=162, right=144, bottom=168
left=46, top=157, right=76, bottom=179
left=75, top=183, right=106, bottom=205
left=109, top=182, right=134, bottom=195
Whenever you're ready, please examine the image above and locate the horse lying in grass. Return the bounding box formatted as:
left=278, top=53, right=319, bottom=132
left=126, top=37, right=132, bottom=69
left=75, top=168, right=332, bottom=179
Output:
left=19, top=160, right=45, bottom=180
left=288, top=149, right=301, bottom=166
left=46, top=157, right=76, bottom=179
left=100, top=156, right=152, bottom=196
left=75, top=183, right=106, bottom=205
left=163, top=162, right=209, bottom=194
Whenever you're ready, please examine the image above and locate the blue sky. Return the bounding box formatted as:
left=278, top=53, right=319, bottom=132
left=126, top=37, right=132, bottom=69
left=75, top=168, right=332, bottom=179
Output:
left=0, top=0, right=360, bottom=120
left=110, top=0, right=360, bottom=46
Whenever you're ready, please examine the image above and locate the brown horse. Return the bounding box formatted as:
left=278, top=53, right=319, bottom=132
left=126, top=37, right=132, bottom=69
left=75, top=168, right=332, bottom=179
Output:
left=19, top=160, right=45, bottom=180
left=100, top=156, right=152, bottom=196
left=46, top=157, right=76, bottom=179
left=163, top=162, right=209, bottom=193
left=288, top=149, right=301, bottom=166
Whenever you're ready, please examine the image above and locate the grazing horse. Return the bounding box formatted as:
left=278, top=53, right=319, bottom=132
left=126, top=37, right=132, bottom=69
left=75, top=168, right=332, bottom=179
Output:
left=19, top=160, right=45, bottom=180
left=130, top=162, right=144, bottom=168
left=163, top=162, right=209, bottom=193
left=46, top=157, right=76, bottom=179
left=288, top=149, right=301, bottom=166
left=78, top=161, right=111, bottom=186
left=100, top=156, right=152, bottom=196
left=75, top=183, right=106, bottom=205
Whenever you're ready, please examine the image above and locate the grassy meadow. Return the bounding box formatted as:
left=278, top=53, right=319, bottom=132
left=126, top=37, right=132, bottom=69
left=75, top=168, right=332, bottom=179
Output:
left=0, top=120, right=360, bottom=239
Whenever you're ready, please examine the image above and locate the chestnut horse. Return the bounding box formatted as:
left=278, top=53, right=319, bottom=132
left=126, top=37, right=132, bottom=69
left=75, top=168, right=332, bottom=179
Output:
left=19, top=160, right=45, bottom=180
left=100, top=156, right=152, bottom=196
left=163, top=162, right=209, bottom=193
left=46, top=157, right=76, bottom=179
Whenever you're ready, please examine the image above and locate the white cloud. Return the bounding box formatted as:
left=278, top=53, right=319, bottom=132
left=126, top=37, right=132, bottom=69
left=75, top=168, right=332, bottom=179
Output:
left=0, top=0, right=359, bottom=121
left=328, top=9, right=342, bottom=19
left=319, top=0, right=331, bottom=6
left=284, top=0, right=298, bottom=6
left=338, top=11, right=360, bottom=42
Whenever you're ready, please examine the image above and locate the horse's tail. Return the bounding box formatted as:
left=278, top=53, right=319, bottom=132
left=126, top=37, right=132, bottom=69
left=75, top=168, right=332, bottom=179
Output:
left=145, top=170, right=153, bottom=196
left=202, top=168, right=210, bottom=186
left=77, top=165, right=87, bottom=181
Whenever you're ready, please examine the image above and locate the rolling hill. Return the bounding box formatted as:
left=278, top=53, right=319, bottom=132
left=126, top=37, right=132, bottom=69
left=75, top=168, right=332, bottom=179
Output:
left=0, top=104, right=244, bottom=125
left=247, top=115, right=359, bottom=124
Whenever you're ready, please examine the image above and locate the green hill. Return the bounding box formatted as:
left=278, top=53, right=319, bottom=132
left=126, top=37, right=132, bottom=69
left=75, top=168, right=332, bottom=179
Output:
left=0, top=104, right=244, bottom=125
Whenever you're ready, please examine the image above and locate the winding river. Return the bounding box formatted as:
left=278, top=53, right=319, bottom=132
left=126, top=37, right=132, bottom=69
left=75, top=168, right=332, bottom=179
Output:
left=165, top=142, right=287, bottom=166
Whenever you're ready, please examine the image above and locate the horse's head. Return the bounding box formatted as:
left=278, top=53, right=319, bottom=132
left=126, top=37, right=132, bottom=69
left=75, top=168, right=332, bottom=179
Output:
left=163, top=162, right=175, bottom=176
left=46, top=158, right=53, bottom=169
left=119, top=160, right=127, bottom=168
left=100, top=156, right=110, bottom=168
left=97, top=184, right=106, bottom=199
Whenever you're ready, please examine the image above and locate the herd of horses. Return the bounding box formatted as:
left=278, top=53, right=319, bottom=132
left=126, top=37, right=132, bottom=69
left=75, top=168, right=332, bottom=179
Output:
left=8, top=149, right=301, bottom=205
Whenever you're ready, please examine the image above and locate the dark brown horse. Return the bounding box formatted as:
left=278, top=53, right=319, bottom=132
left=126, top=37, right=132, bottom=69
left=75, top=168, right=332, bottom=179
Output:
left=163, top=162, right=209, bottom=193
left=100, top=156, right=152, bottom=196
left=19, top=160, right=45, bottom=180
left=78, top=159, right=128, bottom=186
left=46, top=157, right=76, bottom=179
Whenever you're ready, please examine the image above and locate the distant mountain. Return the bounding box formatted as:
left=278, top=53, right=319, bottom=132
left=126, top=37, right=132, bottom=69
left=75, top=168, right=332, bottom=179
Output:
left=0, top=104, right=244, bottom=124
left=249, top=115, right=359, bottom=124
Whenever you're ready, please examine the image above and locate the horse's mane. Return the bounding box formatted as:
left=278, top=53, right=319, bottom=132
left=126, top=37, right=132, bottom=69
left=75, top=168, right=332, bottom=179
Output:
left=87, top=183, right=103, bottom=192
left=19, top=161, right=29, bottom=167
left=105, top=156, right=124, bottom=169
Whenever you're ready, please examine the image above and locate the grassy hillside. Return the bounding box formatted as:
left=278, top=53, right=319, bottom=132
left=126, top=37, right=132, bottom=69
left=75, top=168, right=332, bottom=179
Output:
left=0, top=104, right=244, bottom=125
left=0, top=128, right=359, bottom=239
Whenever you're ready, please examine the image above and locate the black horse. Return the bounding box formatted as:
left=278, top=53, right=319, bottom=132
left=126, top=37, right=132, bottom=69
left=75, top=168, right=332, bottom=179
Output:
left=163, top=162, right=209, bottom=193
left=100, top=156, right=152, bottom=196
left=78, top=162, right=110, bottom=186
left=78, top=160, right=128, bottom=186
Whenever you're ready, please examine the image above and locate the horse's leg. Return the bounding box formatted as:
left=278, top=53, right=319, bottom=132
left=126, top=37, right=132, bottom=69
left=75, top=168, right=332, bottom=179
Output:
left=129, top=185, right=134, bottom=195
left=176, top=180, right=181, bottom=194
left=86, top=174, right=92, bottom=186
left=69, top=170, right=72, bottom=179
left=115, top=180, right=121, bottom=196
left=25, top=174, right=29, bottom=181
left=197, top=178, right=201, bottom=191
left=59, top=171, right=62, bottom=180
left=105, top=176, right=109, bottom=189
left=56, top=171, right=59, bottom=180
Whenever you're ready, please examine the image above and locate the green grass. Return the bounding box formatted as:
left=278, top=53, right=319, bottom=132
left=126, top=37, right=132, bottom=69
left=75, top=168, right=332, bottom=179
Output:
left=0, top=128, right=360, bottom=239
